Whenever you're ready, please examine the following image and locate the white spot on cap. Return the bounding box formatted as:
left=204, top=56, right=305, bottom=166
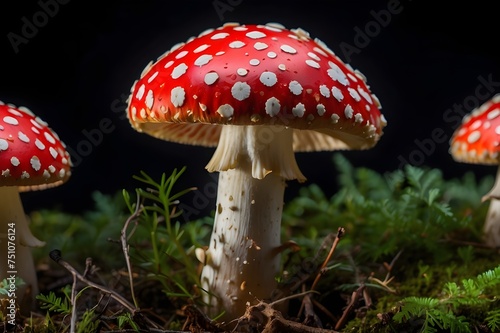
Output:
left=135, top=84, right=145, bottom=100
left=147, top=71, right=159, bottom=83
left=313, top=46, right=328, bottom=57
left=195, top=54, right=213, bottom=66
left=194, top=44, right=210, bottom=53
left=211, top=32, right=229, bottom=39
left=265, top=97, right=281, bottom=116
left=358, top=86, right=373, bottom=104
left=145, top=90, right=154, bottom=109
left=307, top=52, right=321, bottom=61
left=11, top=156, right=20, bottom=166
left=278, top=64, right=286, bottom=71
left=171, top=63, right=188, bottom=79
left=21, top=171, right=29, bottom=179
left=30, top=156, right=41, bottom=171
left=237, top=68, right=248, bottom=76
left=267, top=51, right=277, bottom=59
left=320, top=85, right=330, bottom=98
left=229, top=41, right=246, bottom=48
left=217, top=104, right=234, bottom=118
left=35, top=138, right=45, bottom=150
left=43, top=170, right=50, bottom=179
left=332, top=87, right=344, bottom=102
left=305, top=59, right=320, bottom=69
left=281, top=44, right=297, bottom=54
left=254, top=42, right=268, bottom=50
left=467, top=131, right=481, bottom=144
left=49, top=147, right=58, bottom=159
left=488, top=109, right=500, bottom=120
left=317, top=104, right=326, bottom=116
left=292, top=103, right=305, bottom=117
left=231, top=82, right=251, bottom=101
left=164, top=60, right=174, bottom=68
left=44, top=131, right=56, bottom=144
left=0, top=139, right=8, bottom=150
left=331, top=114, right=340, bottom=123
left=328, top=63, right=349, bottom=86
left=354, top=113, right=363, bottom=123
left=204, top=72, right=219, bottom=85
left=18, top=131, right=29, bottom=143
left=496, top=126, right=500, bottom=135
left=260, top=71, right=277, bottom=87
left=175, top=50, right=188, bottom=59
left=344, top=105, right=354, bottom=119
left=249, top=59, right=260, bottom=66
left=470, top=120, right=482, bottom=130
left=246, top=31, right=266, bottom=39
left=289, top=81, right=303, bottom=95
left=3, top=116, right=19, bottom=126
left=171, top=87, right=186, bottom=107
left=30, top=118, right=43, bottom=129
left=348, top=88, right=361, bottom=102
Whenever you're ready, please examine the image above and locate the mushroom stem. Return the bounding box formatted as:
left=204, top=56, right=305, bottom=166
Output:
left=201, top=125, right=300, bottom=320
left=482, top=165, right=500, bottom=247
left=0, top=186, right=44, bottom=312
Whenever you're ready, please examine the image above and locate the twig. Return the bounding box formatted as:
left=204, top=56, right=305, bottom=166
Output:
left=334, top=284, right=365, bottom=331
left=121, top=194, right=144, bottom=308
left=69, top=265, right=78, bottom=333
left=310, top=227, right=345, bottom=292
left=49, top=249, right=138, bottom=314
left=298, top=227, right=345, bottom=318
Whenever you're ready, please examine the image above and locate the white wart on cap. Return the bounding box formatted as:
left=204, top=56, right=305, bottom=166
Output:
left=127, top=22, right=386, bottom=152
left=0, top=102, right=72, bottom=191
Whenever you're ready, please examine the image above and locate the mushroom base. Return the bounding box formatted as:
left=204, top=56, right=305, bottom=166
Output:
left=482, top=165, right=500, bottom=247
left=200, top=167, right=285, bottom=321
left=0, top=186, right=44, bottom=314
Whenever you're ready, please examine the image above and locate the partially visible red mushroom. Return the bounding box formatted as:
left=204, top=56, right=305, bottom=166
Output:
left=127, top=23, right=386, bottom=320
left=0, top=101, right=72, bottom=310
left=449, top=93, right=500, bottom=248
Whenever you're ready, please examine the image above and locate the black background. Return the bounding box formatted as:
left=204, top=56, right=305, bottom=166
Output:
left=1, top=0, right=499, bottom=217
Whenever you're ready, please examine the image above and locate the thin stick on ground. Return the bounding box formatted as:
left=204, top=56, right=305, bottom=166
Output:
left=298, top=227, right=345, bottom=318
left=120, top=194, right=143, bottom=308
left=49, top=249, right=138, bottom=314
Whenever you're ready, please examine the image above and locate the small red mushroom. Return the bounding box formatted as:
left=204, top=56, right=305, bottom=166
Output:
left=0, top=101, right=72, bottom=310
left=127, top=23, right=386, bottom=320
left=449, top=93, right=500, bottom=247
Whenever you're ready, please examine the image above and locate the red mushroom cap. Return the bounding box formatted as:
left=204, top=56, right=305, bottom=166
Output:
left=127, top=23, right=386, bottom=151
left=450, top=94, right=500, bottom=164
left=0, top=101, right=72, bottom=191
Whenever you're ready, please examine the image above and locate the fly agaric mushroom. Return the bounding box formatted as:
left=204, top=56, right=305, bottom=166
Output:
left=0, top=101, right=71, bottom=309
left=449, top=93, right=500, bottom=248
left=126, top=22, right=386, bottom=320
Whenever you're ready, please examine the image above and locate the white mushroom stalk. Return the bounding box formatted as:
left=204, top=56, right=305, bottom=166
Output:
left=0, top=186, right=44, bottom=303
left=481, top=165, right=500, bottom=247
left=201, top=125, right=302, bottom=318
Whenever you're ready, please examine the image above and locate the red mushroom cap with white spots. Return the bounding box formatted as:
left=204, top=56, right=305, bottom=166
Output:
left=0, top=102, right=72, bottom=191
left=127, top=23, right=386, bottom=151
left=450, top=94, right=500, bottom=164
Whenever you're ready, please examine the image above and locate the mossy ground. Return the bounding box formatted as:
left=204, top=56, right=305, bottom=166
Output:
left=1, top=155, right=499, bottom=332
